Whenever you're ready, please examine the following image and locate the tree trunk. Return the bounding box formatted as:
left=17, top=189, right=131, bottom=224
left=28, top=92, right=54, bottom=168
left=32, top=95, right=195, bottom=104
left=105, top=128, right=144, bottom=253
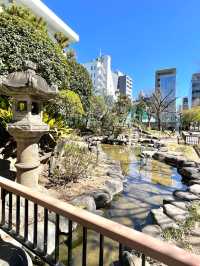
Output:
left=147, top=114, right=151, bottom=129
left=157, top=113, right=161, bottom=131
left=148, top=119, right=151, bottom=129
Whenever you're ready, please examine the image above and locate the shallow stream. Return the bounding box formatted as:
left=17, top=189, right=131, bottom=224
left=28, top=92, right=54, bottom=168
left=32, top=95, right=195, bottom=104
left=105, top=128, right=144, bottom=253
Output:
left=59, top=144, right=186, bottom=265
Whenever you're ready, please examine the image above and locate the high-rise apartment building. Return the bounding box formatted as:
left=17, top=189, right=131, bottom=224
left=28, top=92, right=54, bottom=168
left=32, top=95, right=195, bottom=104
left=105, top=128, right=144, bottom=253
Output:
left=182, top=97, right=189, bottom=110
left=191, top=73, right=200, bottom=107
left=117, top=75, right=133, bottom=98
left=155, top=68, right=176, bottom=128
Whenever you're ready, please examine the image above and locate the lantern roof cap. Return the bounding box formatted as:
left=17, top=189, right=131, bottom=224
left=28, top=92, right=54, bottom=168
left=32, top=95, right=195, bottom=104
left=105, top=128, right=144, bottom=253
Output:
left=0, top=62, right=57, bottom=100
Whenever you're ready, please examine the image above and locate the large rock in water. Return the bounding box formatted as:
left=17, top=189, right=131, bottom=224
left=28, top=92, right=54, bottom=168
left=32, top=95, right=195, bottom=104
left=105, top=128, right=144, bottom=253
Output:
left=105, top=178, right=123, bottom=197
left=90, top=189, right=112, bottom=209
left=70, top=195, right=96, bottom=212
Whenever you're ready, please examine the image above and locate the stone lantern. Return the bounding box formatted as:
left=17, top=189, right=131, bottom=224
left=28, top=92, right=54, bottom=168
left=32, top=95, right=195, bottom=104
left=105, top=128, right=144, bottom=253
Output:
left=0, top=62, right=57, bottom=188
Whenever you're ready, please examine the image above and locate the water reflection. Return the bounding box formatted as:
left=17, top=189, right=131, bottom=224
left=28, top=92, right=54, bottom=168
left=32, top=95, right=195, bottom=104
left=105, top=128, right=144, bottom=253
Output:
left=60, top=230, right=119, bottom=266
left=102, top=144, right=186, bottom=229
left=58, top=145, right=186, bottom=266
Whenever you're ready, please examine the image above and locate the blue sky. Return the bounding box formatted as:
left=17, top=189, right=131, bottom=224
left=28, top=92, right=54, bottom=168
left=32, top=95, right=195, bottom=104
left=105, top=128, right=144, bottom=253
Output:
left=44, top=0, right=200, bottom=102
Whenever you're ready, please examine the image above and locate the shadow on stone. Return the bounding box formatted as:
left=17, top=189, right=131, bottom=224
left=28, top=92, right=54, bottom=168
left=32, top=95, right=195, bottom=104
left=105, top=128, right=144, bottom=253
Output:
left=0, top=159, right=16, bottom=181
left=0, top=239, right=31, bottom=266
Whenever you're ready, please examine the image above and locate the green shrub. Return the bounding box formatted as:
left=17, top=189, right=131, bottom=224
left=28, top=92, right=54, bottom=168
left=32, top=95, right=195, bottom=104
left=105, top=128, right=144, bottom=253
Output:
left=52, top=143, right=94, bottom=186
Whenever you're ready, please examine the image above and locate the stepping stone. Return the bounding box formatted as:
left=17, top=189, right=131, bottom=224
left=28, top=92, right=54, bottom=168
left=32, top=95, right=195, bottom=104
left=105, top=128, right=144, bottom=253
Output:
left=164, top=155, right=179, bottom=166
left=152, top=152, right=165, bottom=161
left=188, top=179, right=200, bottom=186
left=189, top=184, right=200, bottom=195
left=178, top=167, right=200, bottom=178
left=163, top=199, right=190, bottom=211
left=142, top=225, right=162, bottom=239
left=184, top=161, right=197, bottom=167
left=151, top=208, right=178, bottom=230
left=163, top=204, right=189, bottom=222
left=190, top=228, right=200, bottom=237
left=191, top=173, right=200, bottom=180
left=159, top=147, right=168, bottom=152
left=173, top=190, right=200, bottom=201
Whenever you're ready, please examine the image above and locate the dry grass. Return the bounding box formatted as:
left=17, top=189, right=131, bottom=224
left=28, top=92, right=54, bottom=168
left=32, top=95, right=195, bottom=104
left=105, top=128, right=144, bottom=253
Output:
left=166, top=142, right=200, bottom=162
left=147, top=129, right=175, bottom=138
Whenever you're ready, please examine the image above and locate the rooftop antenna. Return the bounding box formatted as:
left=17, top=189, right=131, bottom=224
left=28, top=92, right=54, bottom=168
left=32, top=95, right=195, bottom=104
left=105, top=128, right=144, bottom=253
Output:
left=99, top=48, right=102, bottom=57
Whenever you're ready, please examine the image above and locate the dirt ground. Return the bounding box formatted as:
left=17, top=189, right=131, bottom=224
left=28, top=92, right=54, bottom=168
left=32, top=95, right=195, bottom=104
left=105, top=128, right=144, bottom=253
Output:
left=39, top=151, right=113, bottom=202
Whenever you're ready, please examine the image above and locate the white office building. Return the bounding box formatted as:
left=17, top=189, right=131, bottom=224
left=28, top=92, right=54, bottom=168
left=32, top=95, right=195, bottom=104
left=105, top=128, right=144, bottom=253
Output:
left=2, top=0, right=79, bottom=43
left=83, top=55, right=133, bottom=100
left=83, top=55, right=117, bottom=99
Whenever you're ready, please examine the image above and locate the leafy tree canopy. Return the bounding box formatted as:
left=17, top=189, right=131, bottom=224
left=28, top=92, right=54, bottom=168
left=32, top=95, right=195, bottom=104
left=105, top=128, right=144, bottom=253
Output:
left=182, top=107, right=200, bottom=124
left=44, top=89, right=84, bottom=130
left=0, top=3, right=69, bottom=88
left=68, top=60, right=93, bottom=111
left=59, top=89, right=84, bottom=117
left=0, top=3, right=94, bottom=133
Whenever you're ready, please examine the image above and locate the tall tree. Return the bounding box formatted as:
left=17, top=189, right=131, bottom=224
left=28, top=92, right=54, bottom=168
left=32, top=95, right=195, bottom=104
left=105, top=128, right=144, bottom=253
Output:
left=182, top=107, right=200, bottom=130
left=68, top=61, right=93, bottom=111
left=0, top=3, right=68, bottom=88
left=149, top=88, right=176, bottom=130
left=54, top=32, right=70, bottom=50
left=112, top=95, right=132, bottom=126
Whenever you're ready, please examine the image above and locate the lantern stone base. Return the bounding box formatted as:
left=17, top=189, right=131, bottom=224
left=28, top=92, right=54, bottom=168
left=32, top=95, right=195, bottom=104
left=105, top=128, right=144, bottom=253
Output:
left=8, top=122, right=49, bottom=189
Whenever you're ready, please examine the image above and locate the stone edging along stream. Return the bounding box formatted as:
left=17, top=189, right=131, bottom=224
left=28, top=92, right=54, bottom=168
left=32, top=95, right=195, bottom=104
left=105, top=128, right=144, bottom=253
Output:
left=69, top=146, right=124, bottom=213
left=142, top=151, right=200, bottom=239
left=50, top=139, right=124, bottom=214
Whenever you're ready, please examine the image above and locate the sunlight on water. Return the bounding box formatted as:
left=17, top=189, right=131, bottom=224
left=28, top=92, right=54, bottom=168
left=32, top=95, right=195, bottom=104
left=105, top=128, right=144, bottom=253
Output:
left=58, top=144, right=186, bottom=266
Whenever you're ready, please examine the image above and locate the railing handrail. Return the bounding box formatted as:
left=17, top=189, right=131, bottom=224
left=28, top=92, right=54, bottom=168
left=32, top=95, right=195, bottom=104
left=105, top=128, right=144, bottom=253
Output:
left=0, top=176, right=200, bottom=266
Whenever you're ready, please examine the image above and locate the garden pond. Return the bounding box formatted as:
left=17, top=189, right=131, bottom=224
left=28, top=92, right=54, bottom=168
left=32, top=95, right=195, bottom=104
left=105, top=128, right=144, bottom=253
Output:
left=59, top=144, right=186, bottom=266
